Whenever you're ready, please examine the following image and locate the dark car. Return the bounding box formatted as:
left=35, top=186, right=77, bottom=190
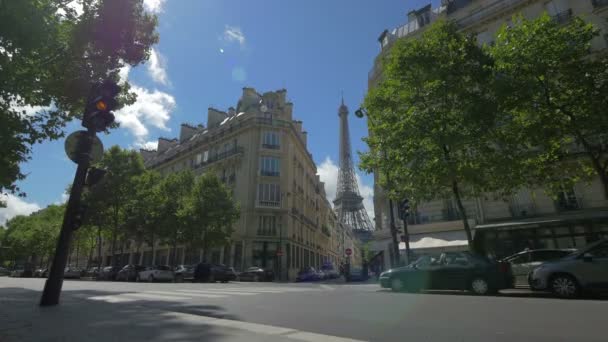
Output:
left=502, top=249, right=575, bottom=286
left=116, top=264, right=146, bottom=282
left=320, top=264, right=340, bottom=279
left=84, top=267, right=102, bottom=278
left=97, top=266, right=121, bottom=281
left=238, top=266, right=274, bottom=282
left=9, top=268, right=33, bottom=278
left=0, top=267, right=10, bottom=276
left=174, top=264, right=195, bottom=282
left=63, top=267, right=83, bottom=279
left=194, top=263, right=237, bottom=283
left=296, top=267, right=322, bottom=282
left=346, top=267, right=369, bottom=282
left=380, top=252, right=514, bottom=295
left=34, top=268, right=49, bottom=278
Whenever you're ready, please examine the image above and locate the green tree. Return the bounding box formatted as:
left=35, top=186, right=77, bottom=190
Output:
left=360, top=20, right=517, bottom=249
left=0, top=0, right=159, bottom=199
left=157, top=170, right=195, bottom=267
left=87, top=146, right=145, bottom=266
left=490, top=14, right=608, bottom=198
left=180, top=173, right=240, bottom=262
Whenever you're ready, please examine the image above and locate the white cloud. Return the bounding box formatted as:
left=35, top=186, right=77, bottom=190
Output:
left=147, top=49, right=169, bottom=86
left=143, top=0, right=166, bottom=13
left=222, top=25, right=246, bottom=47
left=135, top=140, right=159, bottom=150
left=118, top=64, right=131, bottom=83
left=114, top=86, right=175, bottom=145
left=0, top=194, right=41, bottom=226
left=57, top=1, right=84, bottom=18
left=317, top=157, right=375, bottom=220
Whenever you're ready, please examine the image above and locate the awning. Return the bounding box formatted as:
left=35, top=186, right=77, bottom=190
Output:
left=399, top=230, right=469, bottom=250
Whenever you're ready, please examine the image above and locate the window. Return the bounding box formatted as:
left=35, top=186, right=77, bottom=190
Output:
left=257, top=216, right=277, bottom=236
left=507, top=253, right=530, bottom=265
left=196, top=153, right=202, bottom=165
left=258, top=183, right=281, bottom=207
left=262, top=131, right=280, bottom=149
left=203, top=150, right=209, bottom=162
left=531, top=250, right=572, bottom=262
left=588, top=242, right=608, bottom=258
left=261, top=156, right=280, bottom=176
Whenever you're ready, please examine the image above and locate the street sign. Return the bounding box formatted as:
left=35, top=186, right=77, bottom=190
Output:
left=64, top=131, right=103, bottom=164
left=345, top=248, right=352, bottom=256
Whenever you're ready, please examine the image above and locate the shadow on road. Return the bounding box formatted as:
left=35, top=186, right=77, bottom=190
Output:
left=0, top=287, right=241, bottom=342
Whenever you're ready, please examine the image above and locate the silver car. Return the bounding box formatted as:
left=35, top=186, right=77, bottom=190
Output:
left=529, top=239, right=608, bottom=298
left=503, top=249, right=575, bottom=287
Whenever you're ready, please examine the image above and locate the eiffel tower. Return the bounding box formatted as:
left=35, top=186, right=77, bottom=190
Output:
left=333, top=98, right=374, bottom=241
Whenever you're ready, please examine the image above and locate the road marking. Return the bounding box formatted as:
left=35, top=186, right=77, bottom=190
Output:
left=145, top=290, right=225, bottom=298
left=88, top=295, right=137, bottom=303
left=120, top=293, right=193, bottom=301
left=160, top=311, right=367, bottom=342
left=320, top=285, right=335, bottom=291
left=176, top=289, right=257, bottom=296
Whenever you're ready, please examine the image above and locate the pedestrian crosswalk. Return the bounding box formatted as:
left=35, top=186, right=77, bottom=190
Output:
left=87, top=285, right=322, bottom=304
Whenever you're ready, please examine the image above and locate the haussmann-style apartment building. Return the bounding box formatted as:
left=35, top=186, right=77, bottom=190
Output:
left=368, top=0, right=608, bottom=269
left=99, top=88, right=359, bottom=280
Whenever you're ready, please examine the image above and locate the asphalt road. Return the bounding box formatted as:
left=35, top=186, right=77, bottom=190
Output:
left=0, top=277, right=606, bottom=342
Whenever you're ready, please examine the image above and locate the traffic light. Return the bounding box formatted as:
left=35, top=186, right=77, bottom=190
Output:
left=82, top=80, right=121, bottom=132
left=399, top=198, right=410, bottom=220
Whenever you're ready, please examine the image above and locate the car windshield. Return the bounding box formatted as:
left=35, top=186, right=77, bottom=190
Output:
left=4, top=2, right=608, bottom=341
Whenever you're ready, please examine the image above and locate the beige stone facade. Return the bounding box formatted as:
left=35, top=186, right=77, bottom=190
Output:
left=101, top=88, right=357, bottom=280
left=368, top=0, right=608, bottom=268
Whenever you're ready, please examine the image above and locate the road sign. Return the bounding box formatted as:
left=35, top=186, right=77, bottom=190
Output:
left=345, top=248, right=352, bottom=256
left=64, top=131, right=103, bottom=164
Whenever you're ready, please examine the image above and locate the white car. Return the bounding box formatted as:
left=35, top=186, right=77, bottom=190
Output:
left=137, top=265, right=174, bottom=282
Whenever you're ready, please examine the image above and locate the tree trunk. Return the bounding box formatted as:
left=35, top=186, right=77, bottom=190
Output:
left=452, top=180, right=474, bottom=249
left=150, top=233, right=156, bottom=265
left=387, top=197, right=401, bottom=267
left=75, top=237, right=80, bottom=268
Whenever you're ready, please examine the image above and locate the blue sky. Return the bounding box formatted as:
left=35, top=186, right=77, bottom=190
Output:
left=1, top=0, right=438, bottom=224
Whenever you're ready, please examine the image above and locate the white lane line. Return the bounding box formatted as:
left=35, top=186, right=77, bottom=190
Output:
left=176, top=289, right=256, bottom=296
left=320, top=285, right=335, bottom=291
left=146, top=290, right=225, bottom=298
left=160, top=311, right=367, bottom=342
left=88, top=295, right=137, bottom=303
left=120, top=293, right=193, bottom=301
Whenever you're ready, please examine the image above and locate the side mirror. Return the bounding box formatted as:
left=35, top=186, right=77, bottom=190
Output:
left=583, top=253, right=593, bottom=262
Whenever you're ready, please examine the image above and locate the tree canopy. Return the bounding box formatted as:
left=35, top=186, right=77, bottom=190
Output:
left=0, top=0, right=159, bottom=199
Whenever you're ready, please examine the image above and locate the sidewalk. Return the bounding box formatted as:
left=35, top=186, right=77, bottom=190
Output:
left=0, top=286, right=362, bottom=342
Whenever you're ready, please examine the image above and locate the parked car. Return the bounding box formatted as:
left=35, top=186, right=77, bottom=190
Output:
left=34, top=268, right=49, bottom=278
left=320, top=265, right=340, bottom=279
left=174, top=264, right=195, bottom=282
left=0, top=267, right=10, bottom=276
left=116, top=264, right=146, bottom=282
left=97, top=266, right=121, bottom=281
left=380, top=252, right=514, bottom=295
left=84, top=267, right=101, bottom=278
left=193, top=263, right=237, bottom=283
left=9, top=268, right=32, bottom=278
left=503, top=249, right=575, bottom=286
left=238, top=266, right=274, bottom=282
left=63, top=267, right=83, bottom=279
left=529, top=239, right=608, bottom=298
left=137, top=265, right=174, bottom=282
left=296, top=267, right=322, bottom=282
left=346, top=267, right=369, bottom=282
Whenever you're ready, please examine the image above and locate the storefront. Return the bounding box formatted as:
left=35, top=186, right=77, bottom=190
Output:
left=474, top=210, right=608, bottom=258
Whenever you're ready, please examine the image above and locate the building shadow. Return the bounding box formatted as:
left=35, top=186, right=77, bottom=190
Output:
left=0, top=287, right=242, bottom=342
left=376, top=288, right=607, bottom=300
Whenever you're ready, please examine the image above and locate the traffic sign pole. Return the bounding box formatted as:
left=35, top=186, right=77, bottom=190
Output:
left=40, top=131, right=93, bottom=306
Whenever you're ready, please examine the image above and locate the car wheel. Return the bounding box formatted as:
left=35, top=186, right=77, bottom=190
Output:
left=390, top=278, right=404, bottom=292
left=550, top=274, right=580, bottom=299
left=470, top=277, right=491, bottom=295
left=148, top=275, right=154, bottom=282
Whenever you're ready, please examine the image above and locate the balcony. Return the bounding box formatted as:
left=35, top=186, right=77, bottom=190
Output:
left=259, top=200, right=281, bottom=208
left=261, top=170, right=280, bottom=177
left=592, top=0, right=608, bottom=9
left=194, top=146, right=244, bottom=169
left=551, top=9, right=573, bottom=25
left=321, top=225, right=331, bottom=237
left=452, top=0, right=529, bottom=29
left=262, top=143, right=280, bottom=150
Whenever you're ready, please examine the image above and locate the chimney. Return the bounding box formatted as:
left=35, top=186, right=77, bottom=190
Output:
left=228, top=107, right=236, bottom=116
left=157, top=137, right=176, bottom=153
left=139, top=149, right=156, bottom=161
left=301, top=131, right=308, bottom=146
left=293, top=120, right=302, bottom=133
left=284, top=102, right=293, bottom=120
left=207, top=108, right=227, bottom=128
left=179, top=124, right=197, bottom=142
